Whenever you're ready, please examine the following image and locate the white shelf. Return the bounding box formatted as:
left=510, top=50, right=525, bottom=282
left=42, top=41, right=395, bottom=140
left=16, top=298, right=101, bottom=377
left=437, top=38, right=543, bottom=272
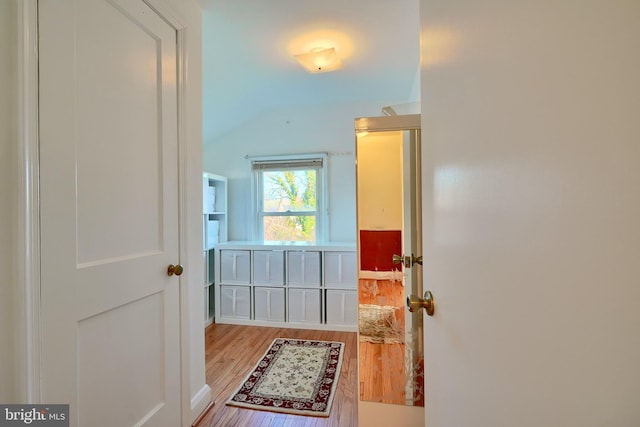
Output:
left=214, top=243, right=357, bottom=332
left=203, top=172, right=228, bottom=326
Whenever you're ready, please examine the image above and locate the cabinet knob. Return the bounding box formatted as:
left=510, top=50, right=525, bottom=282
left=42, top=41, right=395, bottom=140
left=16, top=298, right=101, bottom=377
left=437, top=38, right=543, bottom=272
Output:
left=168, top=264, right=184, bottom=276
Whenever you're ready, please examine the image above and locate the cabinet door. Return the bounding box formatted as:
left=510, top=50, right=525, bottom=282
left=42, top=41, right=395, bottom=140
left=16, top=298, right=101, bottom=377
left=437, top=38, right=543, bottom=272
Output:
left=325, top=289, right=358, bottom=325
left=220, top=286, right=251, bottom=319
left=220, top=250, right=251, bottom=284
left=253, top=250, right=285, bottom=286
left=287, top=251, right=321, bottom=287
left=324, top=251, right=357, bottom=288
left=254, top=287, right=285, bottom=322
left=288, top=289, right=321, bottom=324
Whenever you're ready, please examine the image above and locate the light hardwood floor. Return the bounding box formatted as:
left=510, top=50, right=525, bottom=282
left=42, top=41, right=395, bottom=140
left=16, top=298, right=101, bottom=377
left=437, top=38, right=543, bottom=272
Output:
left=194, top=324, right=358, bottom=427
left=358, top=279, right=408, bottom=404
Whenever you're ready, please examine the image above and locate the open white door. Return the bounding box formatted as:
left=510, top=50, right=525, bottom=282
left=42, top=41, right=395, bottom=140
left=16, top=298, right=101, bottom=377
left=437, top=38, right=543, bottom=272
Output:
left=420, top=1, right=640, bottom=426
left=39, top=0, right=181, bottom=426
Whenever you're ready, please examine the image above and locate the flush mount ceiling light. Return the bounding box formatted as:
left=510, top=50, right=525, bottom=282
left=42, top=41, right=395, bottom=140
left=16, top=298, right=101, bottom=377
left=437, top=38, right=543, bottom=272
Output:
left=294, top=47, right=343, bottom=74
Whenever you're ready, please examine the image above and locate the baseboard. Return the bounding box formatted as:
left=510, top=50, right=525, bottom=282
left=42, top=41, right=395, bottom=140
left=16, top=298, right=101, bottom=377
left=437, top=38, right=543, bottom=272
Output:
left=359, top=400, right=424, bottom=427
left=216, top=318, right=357, bottom=332
left=190, top=384, right=212, bottom=424
left=358, top=270, right=404, bottom=281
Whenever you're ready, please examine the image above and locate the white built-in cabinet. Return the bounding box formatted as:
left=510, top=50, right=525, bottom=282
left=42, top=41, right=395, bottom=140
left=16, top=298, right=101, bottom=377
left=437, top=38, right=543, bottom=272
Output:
left=203, top=172, right=227, bottom=326
left=323, top=251, right=359, bottom=326
left=215, top=243, right=357, bottom=331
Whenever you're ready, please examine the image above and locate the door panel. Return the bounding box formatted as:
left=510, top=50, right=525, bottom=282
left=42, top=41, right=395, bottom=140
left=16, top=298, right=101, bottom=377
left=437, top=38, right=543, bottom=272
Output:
left=77, top=294, right=164, bottom=425
left=74, top=0, right=165, bottom=266
left=420, top=1, right=640, bottom=426
left=39, top=1, right=180, bottom=426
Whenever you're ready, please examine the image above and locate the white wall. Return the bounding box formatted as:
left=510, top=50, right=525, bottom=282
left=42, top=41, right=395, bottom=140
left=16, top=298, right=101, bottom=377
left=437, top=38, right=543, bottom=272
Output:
left=203, top=101, right=402, bottom=243
left=162, top=0, right=210, bottom=422
left=356, top=131, right=403, bottom=230
left=0, top=0, right=18, bottom=404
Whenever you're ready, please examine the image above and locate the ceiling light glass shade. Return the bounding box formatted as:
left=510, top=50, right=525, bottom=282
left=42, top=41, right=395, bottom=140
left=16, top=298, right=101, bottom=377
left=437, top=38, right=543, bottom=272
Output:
left=294, top=47, right=343, bottom=73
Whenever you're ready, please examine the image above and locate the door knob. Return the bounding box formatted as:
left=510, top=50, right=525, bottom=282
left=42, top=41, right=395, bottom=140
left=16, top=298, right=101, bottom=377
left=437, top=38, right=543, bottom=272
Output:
left=167, top=264, right=184, bottom=276
left=407, top=290, right=434, bottom=316
left=392, top=254, right=409, bottom=267
left=392, top=254, right=423, bottom=268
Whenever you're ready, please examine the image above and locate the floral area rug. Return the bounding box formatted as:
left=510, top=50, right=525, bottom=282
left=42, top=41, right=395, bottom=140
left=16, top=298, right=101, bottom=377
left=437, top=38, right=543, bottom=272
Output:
left=225, top=338, right=344, bottom=417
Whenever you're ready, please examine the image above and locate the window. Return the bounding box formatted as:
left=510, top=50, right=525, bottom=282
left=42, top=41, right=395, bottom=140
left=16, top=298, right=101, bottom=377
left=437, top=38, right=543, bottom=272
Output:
left=252, top=154, right=327, bottom=242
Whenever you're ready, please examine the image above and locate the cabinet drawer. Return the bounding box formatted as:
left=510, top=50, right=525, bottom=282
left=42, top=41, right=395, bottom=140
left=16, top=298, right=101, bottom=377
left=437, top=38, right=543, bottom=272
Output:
left=220, top=285, right=251, bottom=319
left=253, top=250, right=285, bottom=286
left=220, top=250, right=251, bottom=284
left=324, top=251, right=357, bottom=288
left=325, top=289, right=357, bottom=326
left=254, top=287, right=285, bottom=322
left=287, top=289, right=321, bottom=324
left=287, top=251, right=321, bottom=287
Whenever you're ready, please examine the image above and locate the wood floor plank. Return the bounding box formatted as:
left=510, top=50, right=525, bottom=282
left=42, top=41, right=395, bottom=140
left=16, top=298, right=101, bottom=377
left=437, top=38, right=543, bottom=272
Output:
left=194, top=324, right=358, bottom=427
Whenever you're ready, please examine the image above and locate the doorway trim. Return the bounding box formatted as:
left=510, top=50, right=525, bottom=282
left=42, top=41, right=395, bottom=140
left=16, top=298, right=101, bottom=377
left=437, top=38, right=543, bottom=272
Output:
left=17, top=1, right=198, bottom=424
left=17, top=0, right=40, bottom=403
left=354, top=113, right=425, bottom=425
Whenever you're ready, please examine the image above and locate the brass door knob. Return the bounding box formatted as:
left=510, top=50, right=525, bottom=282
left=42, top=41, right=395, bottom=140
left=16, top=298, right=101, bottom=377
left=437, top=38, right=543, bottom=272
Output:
left=392, top=254, right=406, bottom=266
left=407, top=290, right=434, bottom=316
left=392, top=254, right=423, bottom=268
left=167, top=264, right=184, bottom=276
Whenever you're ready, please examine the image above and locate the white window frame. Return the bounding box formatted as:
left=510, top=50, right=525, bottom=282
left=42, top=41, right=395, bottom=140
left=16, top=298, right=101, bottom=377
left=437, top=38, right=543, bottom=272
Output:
left=250, top=153, right=328, bottom=243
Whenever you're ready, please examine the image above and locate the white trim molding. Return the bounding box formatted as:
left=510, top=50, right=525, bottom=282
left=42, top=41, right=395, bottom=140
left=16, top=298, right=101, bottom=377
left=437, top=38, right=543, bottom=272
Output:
left=17, top=0, right=41, bottom=404
left=144, top=1, right=213, bottom=425
left=190, top=384, right=213, bottom=422
left=144, top=2, right=209, bottom=426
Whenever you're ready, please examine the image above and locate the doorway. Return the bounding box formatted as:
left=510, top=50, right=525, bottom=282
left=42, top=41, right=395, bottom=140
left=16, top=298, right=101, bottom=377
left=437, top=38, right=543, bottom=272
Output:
left=355, top=114, right=425, bottom=424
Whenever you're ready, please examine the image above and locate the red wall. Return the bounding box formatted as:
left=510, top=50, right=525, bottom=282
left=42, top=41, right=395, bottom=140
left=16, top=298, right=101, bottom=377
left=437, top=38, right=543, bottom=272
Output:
left=359, top=230, right=402, bottom=271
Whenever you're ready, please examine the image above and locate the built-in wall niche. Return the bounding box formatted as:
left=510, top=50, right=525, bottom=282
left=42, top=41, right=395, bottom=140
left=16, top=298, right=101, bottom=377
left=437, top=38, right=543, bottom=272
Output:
left=203, top=172, right=228, bottom=326
left=203, top=173, right=227, bottom=249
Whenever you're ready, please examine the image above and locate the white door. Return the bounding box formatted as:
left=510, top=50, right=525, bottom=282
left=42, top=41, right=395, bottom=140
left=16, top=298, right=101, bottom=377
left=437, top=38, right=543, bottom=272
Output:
left=39, top=1, right=181, bottom=426
left=420, top=1, right=640, bottom=426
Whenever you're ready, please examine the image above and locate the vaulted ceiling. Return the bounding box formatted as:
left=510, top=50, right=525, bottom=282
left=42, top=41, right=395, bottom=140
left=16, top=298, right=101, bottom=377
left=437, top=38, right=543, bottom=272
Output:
left=200, top=0, right=420, bottom=142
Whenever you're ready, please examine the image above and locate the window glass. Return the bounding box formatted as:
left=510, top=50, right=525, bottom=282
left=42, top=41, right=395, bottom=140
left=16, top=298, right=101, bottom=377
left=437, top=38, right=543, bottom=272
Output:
left=252, top=155, right=326, bottom=242
left=262, top=170, right=316, bottom=213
